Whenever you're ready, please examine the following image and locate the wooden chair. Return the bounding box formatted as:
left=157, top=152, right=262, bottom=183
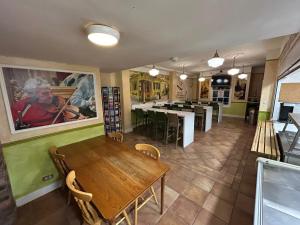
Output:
left=135, top=143, right=160, bottom=160
left=66, top=171, right=132, bottom=225
left=108, top=131, right=124, bottom=143
left=49, top=146, right=68, bottom=176
left=134, top=144, right=160, bottom=225
left=49, top=146, right=71, bottom=204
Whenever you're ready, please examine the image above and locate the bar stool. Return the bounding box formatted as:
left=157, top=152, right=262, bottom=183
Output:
left=194, top=106, right=204, bottom=129
left=155, top=112, right=168, bottom=141
left=147, top=110, right=156, bottom=138
left=134, top=108, right=146, bottom=132
left=211, top=102, right=219, bottom=121
left=166, top=113, right=182, bottom=148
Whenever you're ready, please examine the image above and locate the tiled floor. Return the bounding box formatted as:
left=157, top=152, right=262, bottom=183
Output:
left=14, top=118, right=258, bottom=225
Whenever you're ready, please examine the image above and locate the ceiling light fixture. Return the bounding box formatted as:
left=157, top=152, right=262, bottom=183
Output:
left=227, top=57, right=240, bottom=76
left=208, top=50, right=224, bottom=68
left=238, top=65, right=248, bottom=79
left=180, top=65, right=188, bottom=80
left=149, top=65, right=159, bottom=76
left=86, top=24, right=120, bottom=47
left=198, top=73, right=205, bottom=82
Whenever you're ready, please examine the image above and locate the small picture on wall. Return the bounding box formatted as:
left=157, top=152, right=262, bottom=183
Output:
left=233, top=78, right=247, bottom=101
left=200, top=79, right=210, bottom=99
left=0, top=66, right=98, bottom=133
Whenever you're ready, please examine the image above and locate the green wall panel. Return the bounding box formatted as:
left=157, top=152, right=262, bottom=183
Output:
left=223, top=102, right=247, bottom=117
left=3, top=124, right=104, bottom=199
left=258, top=111, right=270, bottom=121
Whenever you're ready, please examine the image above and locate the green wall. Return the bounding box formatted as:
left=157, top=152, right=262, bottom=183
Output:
left=223, top=102, right=247, bottom=117
left=3, top=124, right=104, bottom=200
left=258, top=111, right=270, bottom=121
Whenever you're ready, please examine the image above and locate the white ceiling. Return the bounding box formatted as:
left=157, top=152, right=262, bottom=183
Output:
left=155, top=36, right=286, bottom=74
left=0, top=0, right=300, bottom=72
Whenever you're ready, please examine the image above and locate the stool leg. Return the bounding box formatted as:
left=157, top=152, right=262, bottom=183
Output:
left=175, top=125, right=179, bottom=149
left=165, top=126, right=169, bottom=145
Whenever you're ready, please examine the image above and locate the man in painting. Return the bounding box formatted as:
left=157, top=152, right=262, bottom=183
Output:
left=11, top=78, right=66, bottom=130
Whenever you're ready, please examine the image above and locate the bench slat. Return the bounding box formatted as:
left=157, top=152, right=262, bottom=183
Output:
left=251, top=121, right=279, bottom=160
left=271, top=122, right=281, bottom=160
left=251, top=121, right=261, bottom=152
left=265, top=121, right=272, bottom=156
left=259, top=121, right=266, bottom=154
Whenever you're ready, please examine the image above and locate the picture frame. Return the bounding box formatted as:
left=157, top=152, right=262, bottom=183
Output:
left=0, top=65, right=99, bottom=134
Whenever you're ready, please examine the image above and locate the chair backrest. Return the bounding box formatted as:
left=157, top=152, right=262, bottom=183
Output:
left=135, top=108, right=144, bottom=117
left=66, top=171, right=101, bottom=225
left=147, top=110, right=156, bottom=121
left=167, top=113, right=179, bottom=128
left=211, top=102, right=219, bottom=111
left=135, top=144, right=160, bottom=160
left=155, top=111, right=168, bottom=122
left=108, top=131, right=123, bottom=143
left=49, top=146, right=68, bottom=176
left=194, top=106, right=204, bottom=115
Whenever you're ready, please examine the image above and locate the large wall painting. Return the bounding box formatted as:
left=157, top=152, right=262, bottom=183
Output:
left=0, top=66, right=98, bottom=134
left=130, top=72, right=169, bottom=103
left=199, top=79, right=210, bottom=99
left=233, top=78, right=248, bottom=101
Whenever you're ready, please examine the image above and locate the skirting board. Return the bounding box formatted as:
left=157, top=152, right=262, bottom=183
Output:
left=223, top=114, right=244, bottom=118
left=16, top=180, right=62, bottom=207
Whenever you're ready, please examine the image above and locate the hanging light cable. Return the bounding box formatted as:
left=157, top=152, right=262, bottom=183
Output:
left=238, top=65, right=248, bottom=79
left=227, top=57, right=240, bottom=76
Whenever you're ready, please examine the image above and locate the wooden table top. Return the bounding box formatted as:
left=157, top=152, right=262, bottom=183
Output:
left=58, top=136, right=170, bottom=222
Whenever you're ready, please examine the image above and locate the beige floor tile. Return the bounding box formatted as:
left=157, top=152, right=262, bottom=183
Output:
left=203, top=194, right=233, bottom=223
left=211, top=183, right=237, bottom=205
left=229, top=208, right=253, bottom=225
left=235, top=193, right=255, bottom=215
left=192, top=174, right=215, bottom=192
left=182, top=184, right=209, bottom=207
left=168, top=195, right=201, bottom=225
left=193, top=208, right=227, bottom=225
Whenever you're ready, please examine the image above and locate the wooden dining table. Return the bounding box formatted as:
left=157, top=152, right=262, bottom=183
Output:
left=58, top=136, right=170, bottom=224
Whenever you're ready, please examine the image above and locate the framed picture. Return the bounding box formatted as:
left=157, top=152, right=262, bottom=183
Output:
left=233, top=77, right=248, bottom=101
left=0, top=65, right=99, bottom=134
left=199, top=79, right=210, bottom=99
left=129, top=72, right=169, bottom=103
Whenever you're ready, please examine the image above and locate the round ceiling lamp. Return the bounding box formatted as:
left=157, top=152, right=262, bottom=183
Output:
left=86, top=24, right=120, bottom=47
left=208, top=50, right=224, bottom=68
left=180, top=65, right=188, bottom=80
left=227, top=57, right=240, bottom=76
left=149, top=65, right=159, bottom=76
left=198, top=76, right=205, bottom=82
left=238, top=65, right=247, bottom=79
left=238, top=73, right=247, bottom=79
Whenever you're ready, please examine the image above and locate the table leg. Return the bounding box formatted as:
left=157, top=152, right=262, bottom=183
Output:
left=160, top=174, right=166, bottom=215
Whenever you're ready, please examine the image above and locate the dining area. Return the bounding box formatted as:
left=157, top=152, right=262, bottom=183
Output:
left=131, top=101, right=223, bottom=149
left=49, top=134, right=169, bottom=225
left=12, top=117, right=259, bottom=225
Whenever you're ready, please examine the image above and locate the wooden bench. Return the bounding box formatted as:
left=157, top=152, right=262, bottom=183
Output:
left=251, top=121, right=281, bottom=160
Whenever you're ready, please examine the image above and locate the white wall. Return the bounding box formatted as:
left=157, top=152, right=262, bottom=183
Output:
left=272, top=68, right=300, bottom=120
